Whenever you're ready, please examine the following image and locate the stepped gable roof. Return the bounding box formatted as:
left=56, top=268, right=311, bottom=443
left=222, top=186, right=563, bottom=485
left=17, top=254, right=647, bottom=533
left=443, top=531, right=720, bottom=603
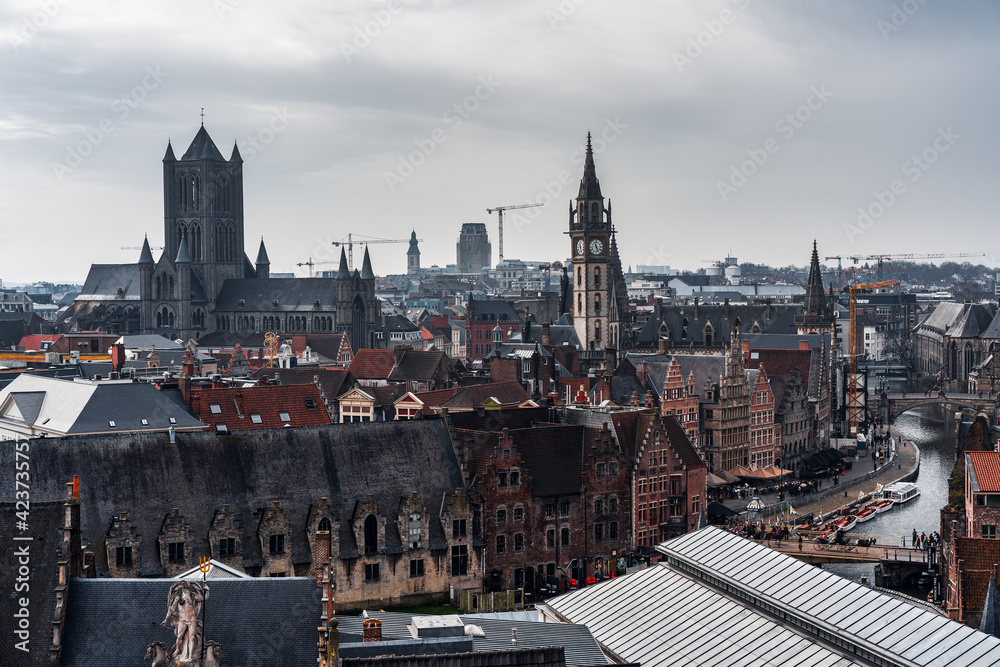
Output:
left=59, top=578, right=322, bottom=667
left=213, top=278, right=339, bottom=312
left=951, top=303, right=997, bottom=339
left=349, top=348, right=397, bottom=379
left=508, top=424, right=590, bottom=497
left=437, top=381, right=528, bottom=411
left=637, top=302, right=800, bottom=346
left=658, top=414, right=705, bottom=468
left=969, top=451, right=1000, bottom=492
left=190, top=383, right=331, bottom=431
left=0, top=421, right=465, bottom=576
left=254, top=366, right=355, bottom=401
left=180, top=125, right=226, bottom=161
left=630, top=353, right=724, bottom=400
left=75, top=264, right=142, bottom=301
left=388, top=350, right=447, bottom=382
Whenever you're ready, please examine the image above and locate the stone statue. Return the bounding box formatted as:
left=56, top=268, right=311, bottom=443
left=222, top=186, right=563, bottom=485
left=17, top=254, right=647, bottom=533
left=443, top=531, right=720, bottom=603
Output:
left=145, top=641, right=172, bottom=667
left=202, top=640, right=223, bottom=667
left=161, top=581, right=208, bottom=665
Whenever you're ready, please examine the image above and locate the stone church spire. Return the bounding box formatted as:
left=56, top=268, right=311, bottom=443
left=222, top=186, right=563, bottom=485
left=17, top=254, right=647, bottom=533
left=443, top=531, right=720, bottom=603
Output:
left=578, top=132, right=603, bottom=200
left=803, top=240, right=827, bottom=316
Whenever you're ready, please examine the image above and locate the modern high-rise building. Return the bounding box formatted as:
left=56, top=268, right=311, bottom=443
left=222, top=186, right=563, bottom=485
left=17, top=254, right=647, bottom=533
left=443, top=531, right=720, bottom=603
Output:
left=457, top=223, right=492, bottom=274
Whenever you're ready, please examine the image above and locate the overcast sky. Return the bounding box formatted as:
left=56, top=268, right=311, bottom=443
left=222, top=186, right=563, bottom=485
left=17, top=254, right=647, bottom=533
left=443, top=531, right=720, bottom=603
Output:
left=2, top=0, right=998, bottom=283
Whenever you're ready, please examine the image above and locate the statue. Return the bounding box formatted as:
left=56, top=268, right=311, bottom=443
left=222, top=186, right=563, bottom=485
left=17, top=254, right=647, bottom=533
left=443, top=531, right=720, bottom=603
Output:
left=202, top=640, right=223, bottom=667
left=145, top=641, right=172, bottom=667
left=161, top=581, right=208, bottom=665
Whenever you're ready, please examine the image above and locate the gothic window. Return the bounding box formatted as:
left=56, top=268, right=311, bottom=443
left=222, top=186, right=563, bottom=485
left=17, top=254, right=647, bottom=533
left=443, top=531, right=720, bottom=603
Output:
left=191, top=174, right=199, bottom=211
left=577, top=294, right=582, bottom=316
left=168, top=276, right=174, bottom=298
left=594, top=267, right=601, bottom=288
left=318, top=517, right=332, bottom=533
left=595, top=294, right=601, bottom=315
left=156, top=311, right=162, bottom=328
left=577, top=266, right=581, bottom=285
left=590, top=202, right=599, bottom=222
left=364, top=514, right=378, bottom=555
left=190, top=222, right=202, bottom=261
left=168, top=311, right=175, bottom=328
left=155, top=275, right=162, bottom=300
left=595, top=321, right=601, bottom=345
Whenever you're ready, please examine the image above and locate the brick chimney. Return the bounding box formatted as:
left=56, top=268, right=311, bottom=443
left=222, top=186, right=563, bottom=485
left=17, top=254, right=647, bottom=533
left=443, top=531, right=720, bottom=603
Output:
left=362, top=618, right=382, bottom=642
left=314, top=529, right=331, bottom=587
left=541, top=322, right=551, bottom=346
left=635, top=362, right=648, bottom=389
left=658, top=337, right=669, bottom=354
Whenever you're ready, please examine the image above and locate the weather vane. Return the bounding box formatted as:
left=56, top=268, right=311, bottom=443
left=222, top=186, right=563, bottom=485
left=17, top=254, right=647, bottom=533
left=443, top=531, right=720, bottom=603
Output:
left=200, top=107, right=205, bottom=126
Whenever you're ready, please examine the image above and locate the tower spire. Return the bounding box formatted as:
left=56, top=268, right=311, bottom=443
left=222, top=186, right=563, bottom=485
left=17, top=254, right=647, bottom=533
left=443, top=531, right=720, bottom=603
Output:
left=804, top=240, right=826, bottom=316
left=578, top=131, right=603, bottom=200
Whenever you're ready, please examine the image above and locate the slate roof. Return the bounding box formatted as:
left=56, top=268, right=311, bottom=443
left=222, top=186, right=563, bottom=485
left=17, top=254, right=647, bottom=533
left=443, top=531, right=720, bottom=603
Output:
left=335, top=611, right=606, bottom=666
left=0, top=375, right=205, bottom=435
left=637, top=303, right=800, bottom=347
left=556, top=407, right=654, bottom=461
left=981, top=309, right=1000, bottom=340
left=744, top=348, right=819, bottom=400
left=951, top=304, right=998, bottom=339
left=75, top=263, right=142, bottom=300
left=59, top=578, right=322, bottom=667
left=739, top=332, right=824, bottom=350
left=437, top=382, right=529, bottom=411
left=468, top=297, right=523, bottom=324
left=190, top=383, right=331, bottom=431
left=115, top=334, right=184, bottom=350
left=254, top=367, right=355, bottom=403
left=629, top=353, right=725, bottom=400
left=449, top=407, right=551, bottom=432
left=509, top=424, right=589, bottom=497
left=659, top=414, right=705, bottom=468
left=180, top=125, right=227, bottom=161
left=214, top=278, right=340, bottom=312
left=350, top=349, right=397, bottom=379
left=389, top=350, right=448, bottom=382
left=0, top=501, right=64, bottom=667
left=0, top=421, right=465, bottom=575
left=915, top=302, right=967, bottom=339
left=969, top=451, right=1000, bottom=493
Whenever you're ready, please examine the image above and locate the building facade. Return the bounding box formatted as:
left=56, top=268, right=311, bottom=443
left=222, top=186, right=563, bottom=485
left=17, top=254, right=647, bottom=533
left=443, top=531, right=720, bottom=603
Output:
left=457, top=223, right=492, bottom=274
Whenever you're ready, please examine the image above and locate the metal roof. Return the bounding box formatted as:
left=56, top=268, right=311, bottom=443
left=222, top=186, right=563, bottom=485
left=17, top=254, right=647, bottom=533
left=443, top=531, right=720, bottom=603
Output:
left=547, top=526, right=1000, bottom=667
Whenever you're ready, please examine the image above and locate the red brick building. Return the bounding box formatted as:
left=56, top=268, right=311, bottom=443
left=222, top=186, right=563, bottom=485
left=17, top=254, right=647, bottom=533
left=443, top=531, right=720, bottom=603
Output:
left=659, top=358, right=700, bottom=455
left=632, top=414, right=707, bottom=551
left=748, top=365, right=780, bottom=469
left=945, top=536, right=1000, bottom=626
left=466, top=295, right=522, bottom=362
left=966, top=451, right=1000, bottom=539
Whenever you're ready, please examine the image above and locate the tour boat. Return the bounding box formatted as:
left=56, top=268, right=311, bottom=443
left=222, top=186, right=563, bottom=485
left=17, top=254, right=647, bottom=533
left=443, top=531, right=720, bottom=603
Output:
left=882, top=482, right=920, bottom=505
left=855, top=506, right=878, bottom=523
left=830, top=515, right=857, bottom=532
left=873, top=499, right=895, bottom=513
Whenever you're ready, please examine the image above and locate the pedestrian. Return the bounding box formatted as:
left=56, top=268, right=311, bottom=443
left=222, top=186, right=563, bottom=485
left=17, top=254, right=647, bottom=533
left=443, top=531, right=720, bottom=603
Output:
left=912, top=529, right=918, bottom=548
left=798, top=534, right=803, bottom=551
left=920, top=532, right=927, bottom=549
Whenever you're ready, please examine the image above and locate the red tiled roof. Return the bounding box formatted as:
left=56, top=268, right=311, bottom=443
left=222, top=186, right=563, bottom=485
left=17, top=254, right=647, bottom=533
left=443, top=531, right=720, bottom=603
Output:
left=970, top=451, right=1000, bottom=492
left=18, top=334, right=61, bottom=350
left=411, top=387, right=462, bottom=415
left=349, top=349, right=397, bottom=379
left=955, top=537, right=1000, bottom=611
left=189, top=384, right=331, bottom=431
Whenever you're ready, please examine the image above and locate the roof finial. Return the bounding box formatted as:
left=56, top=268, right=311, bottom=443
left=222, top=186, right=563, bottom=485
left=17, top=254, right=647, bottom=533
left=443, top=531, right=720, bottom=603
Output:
left=200, top=107, right=205, bottom=126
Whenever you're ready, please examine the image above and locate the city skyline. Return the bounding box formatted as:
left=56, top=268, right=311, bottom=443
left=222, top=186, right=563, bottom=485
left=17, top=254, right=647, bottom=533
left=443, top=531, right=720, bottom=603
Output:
left=2, top=1, right=999, bottom=282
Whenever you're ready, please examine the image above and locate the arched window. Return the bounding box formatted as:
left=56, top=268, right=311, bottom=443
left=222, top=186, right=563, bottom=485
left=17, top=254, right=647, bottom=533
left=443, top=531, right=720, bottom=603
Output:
left=168, top=276, right=174, bottom=298
left=191, top=174, right=199, bottom=211
left=190, top=222, right=202, bottom=261
left=595, top=294, right=601, bottom=315
left=364, top=515, right=378, bottom=555
left=594, top=267, right=601, bottom=288
left=318, top=517, right=332, bottom=533
left=595, top=321, right=602, bottom=345
left=155, top=275, right=162, bottom=300
left=156, top=311, right=162, bottom=328
left=577, top=293, right=582, bottom=315
left=591, top=202, right=599, bottom=222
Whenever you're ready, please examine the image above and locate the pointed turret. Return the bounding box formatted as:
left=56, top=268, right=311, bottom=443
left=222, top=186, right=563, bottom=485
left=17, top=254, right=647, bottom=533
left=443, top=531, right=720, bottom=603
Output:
left=230, top=140, right=243, bottom=163
left=803, top=240, right=827, bottom=316
left=255, top=237, right=270, bottom=279
left=175, top=233, right=192, bottom=264
left=361, top=246, right=375, bottom=280
left=163, top=141, right=176, bottom=162
left=337, top=248, right=350, bottom=279
left=138, top=236, right=154, bottom=264
left=578, top=132, right=603, bottom=199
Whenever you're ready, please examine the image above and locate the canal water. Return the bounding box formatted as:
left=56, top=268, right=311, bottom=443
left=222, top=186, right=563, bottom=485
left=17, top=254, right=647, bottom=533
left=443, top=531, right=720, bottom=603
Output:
left=823, top=404, right=957, bottom=591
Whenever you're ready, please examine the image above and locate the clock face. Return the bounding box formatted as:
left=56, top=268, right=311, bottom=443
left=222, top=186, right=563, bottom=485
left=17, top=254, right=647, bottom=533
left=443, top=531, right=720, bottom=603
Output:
left=590, top=239, right=604, bottom=255
left=575, top=239, right=585, bottom=256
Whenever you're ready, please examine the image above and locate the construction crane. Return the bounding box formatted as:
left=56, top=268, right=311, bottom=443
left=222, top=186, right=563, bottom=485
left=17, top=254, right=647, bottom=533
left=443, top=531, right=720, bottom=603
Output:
left=842, top=252, right=985, bottom=281
left=296, top=257, right=339, bottom=278
left=331, top=234, right=423, bottom=271
left=824, top=256, right=843, bottom=289
left=486, top=203, right=544, bottom=263
left=846, top=280, right=899, bottom=437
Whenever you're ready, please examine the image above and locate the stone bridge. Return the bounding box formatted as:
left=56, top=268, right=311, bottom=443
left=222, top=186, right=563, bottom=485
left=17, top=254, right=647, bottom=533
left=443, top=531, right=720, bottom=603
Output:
left=880, top=392, right=996, bottom=422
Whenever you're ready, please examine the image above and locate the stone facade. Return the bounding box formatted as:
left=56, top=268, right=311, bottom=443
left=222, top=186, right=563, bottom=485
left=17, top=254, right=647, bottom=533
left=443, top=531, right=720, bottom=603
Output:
left=106, top=511, right=141, bottom=578
left=158, top=508, right=195, bottom=577
left=702, top=335, right=751, bottom=472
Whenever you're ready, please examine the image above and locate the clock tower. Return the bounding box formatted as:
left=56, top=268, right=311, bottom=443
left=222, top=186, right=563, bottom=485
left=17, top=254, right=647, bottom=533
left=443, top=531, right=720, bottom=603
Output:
left=568, top=132, right=621, bottom=354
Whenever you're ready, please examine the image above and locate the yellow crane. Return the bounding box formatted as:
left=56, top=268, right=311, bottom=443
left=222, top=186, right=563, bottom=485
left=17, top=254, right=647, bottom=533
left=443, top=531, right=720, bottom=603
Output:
left=331, top=234, right=423, bottom=271
left=846, top=280, right=899, bottom=436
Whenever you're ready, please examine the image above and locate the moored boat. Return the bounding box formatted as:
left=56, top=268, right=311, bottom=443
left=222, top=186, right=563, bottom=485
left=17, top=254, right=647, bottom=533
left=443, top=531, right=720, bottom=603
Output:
left=855, top=506, right=878, bottom=523
left=874, top=499, right=895, bottom=513
left=882, top=482, right=920, bottom=504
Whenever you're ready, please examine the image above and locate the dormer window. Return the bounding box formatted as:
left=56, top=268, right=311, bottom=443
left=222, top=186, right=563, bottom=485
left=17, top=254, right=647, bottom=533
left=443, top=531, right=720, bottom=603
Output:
left=279, top=412, right=291, bottom=422
left=108, top=420, right=116, bottom=428
left=210, top=404, right=222, bottom=415
left=250, top=414, right=263, bottom=424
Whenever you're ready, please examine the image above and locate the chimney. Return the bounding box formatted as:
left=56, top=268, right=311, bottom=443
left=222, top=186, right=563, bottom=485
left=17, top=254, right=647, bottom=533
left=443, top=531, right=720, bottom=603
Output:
left=542, top=322, right=551, bottom=346
left=799, top=340, right=810, bottom=351
left=363, top=618, right=383, bottom=642
left=635, top=362, right=648, bottom=388
left=724, top=297, right=730, bottom=319
left=645, top=390, right=654, bottom=409
left=658, top=336, right=669, bottom=354
left=694, top=296, right=699, bottom=320
left=314, top=529, right=331, bottom=588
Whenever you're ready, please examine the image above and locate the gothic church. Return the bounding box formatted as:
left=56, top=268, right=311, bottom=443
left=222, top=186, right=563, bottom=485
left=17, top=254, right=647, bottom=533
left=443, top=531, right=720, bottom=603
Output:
left=60, top=125, right=378, bottom=351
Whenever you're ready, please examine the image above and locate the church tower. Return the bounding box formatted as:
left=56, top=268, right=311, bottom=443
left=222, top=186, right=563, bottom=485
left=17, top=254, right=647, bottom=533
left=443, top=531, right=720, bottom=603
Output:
left=406, top=230, right=420, bottom=274
left=568, top=133, right=622, bottom=353
left=162, top=124, right=248, bottom=304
